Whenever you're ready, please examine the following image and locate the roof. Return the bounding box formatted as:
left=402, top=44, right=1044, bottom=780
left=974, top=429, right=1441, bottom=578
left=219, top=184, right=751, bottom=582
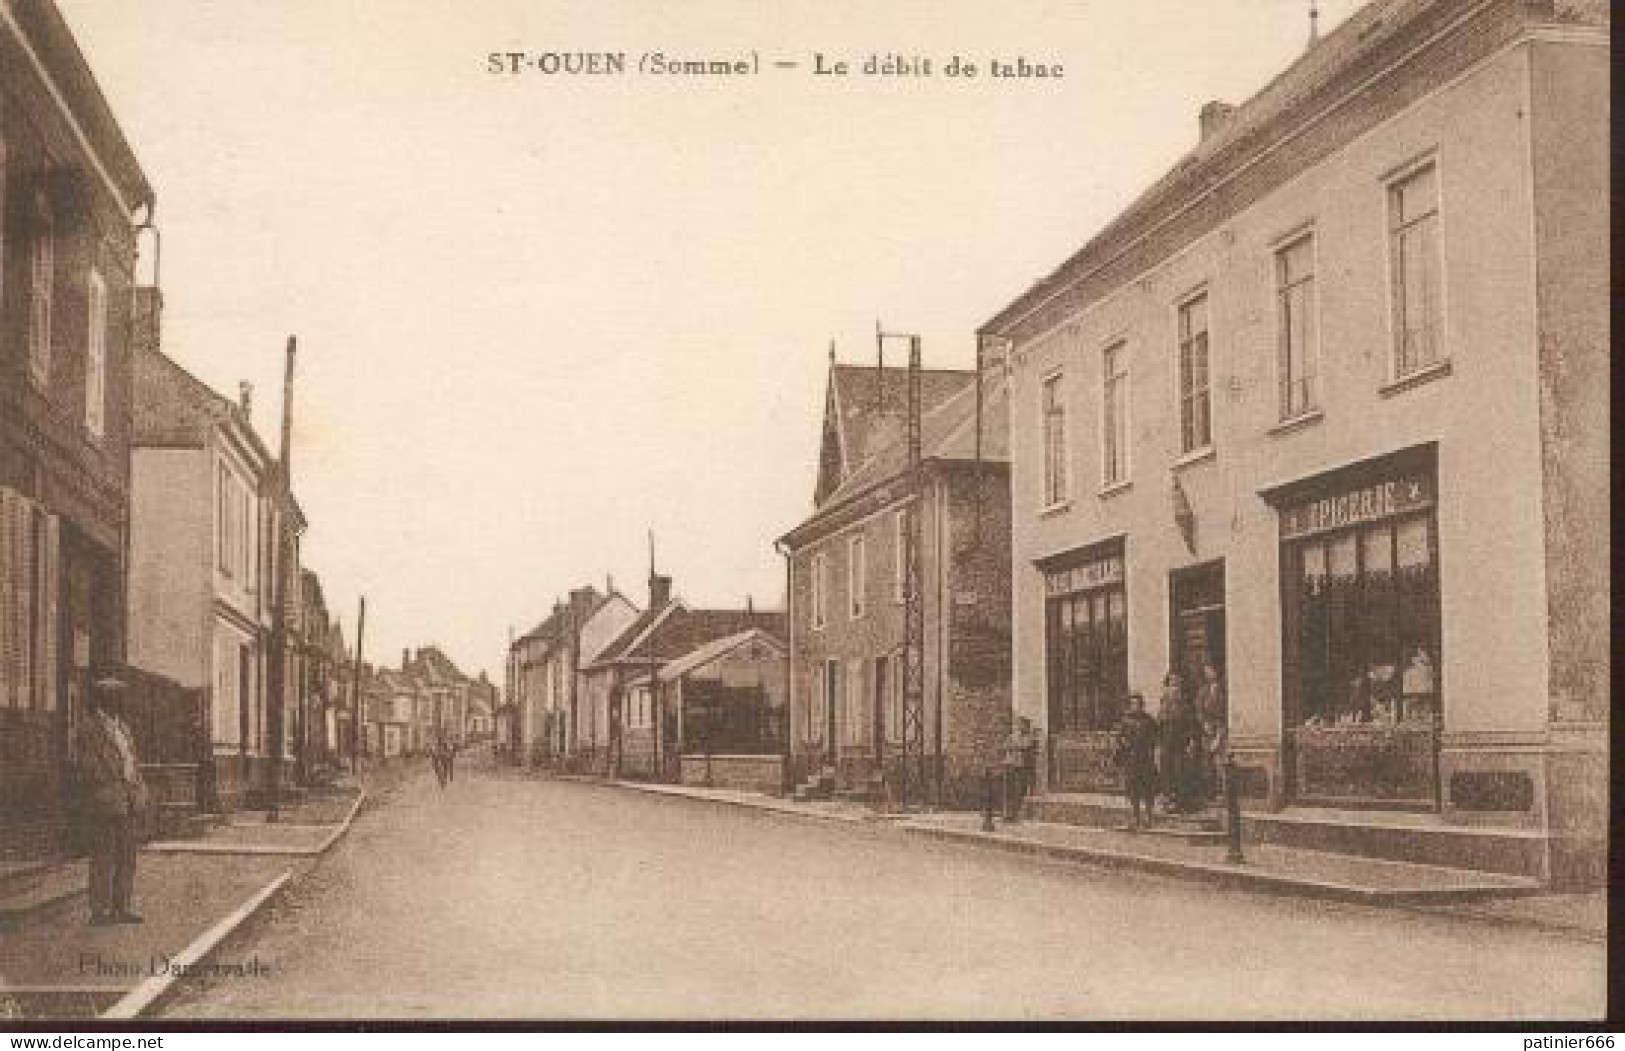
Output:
left=6, top=0, right=153, bottom=210
left=782, top=369, right=1009, bottom=547
left=657, top=629, right=785, bottom=683
left=980, top=0, right=1605, bottom=339
left=830, top=364, right=977, bottom=472
left=587, top=603, right=785, bottom=671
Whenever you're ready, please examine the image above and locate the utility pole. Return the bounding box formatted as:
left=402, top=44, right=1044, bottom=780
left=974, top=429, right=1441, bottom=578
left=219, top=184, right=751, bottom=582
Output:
left=878, top=323, right=928, bottom=811
left=266, top=336, right=296, bottom=822
left=351, top=595, right=366, bottom=773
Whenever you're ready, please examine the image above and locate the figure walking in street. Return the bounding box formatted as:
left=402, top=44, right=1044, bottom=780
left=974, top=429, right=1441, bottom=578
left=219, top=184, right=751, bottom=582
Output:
left=443, top=738, right=458, bottom=784
left=430, top=736, right=449, bottom=788
left=1114, top=692, right=1159, bottom=831
left=74, top=672, right=149, bottom=926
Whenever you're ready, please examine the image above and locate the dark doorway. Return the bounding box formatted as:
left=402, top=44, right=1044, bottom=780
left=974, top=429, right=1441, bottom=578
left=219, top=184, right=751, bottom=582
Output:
left=1169, top=561, right=1226, bottom=695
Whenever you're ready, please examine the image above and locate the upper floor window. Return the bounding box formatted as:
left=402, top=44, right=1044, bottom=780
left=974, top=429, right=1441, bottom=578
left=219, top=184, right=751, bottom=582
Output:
left=85, top=270, right=107, bottom=439
left=28, top=190, right=53, bottom=386
left=1101, top=341, right=1129, bottom=488
left=810, top=551, right=828, bottom=630
left=217, top=464, right=235, bottom=577
left=1041, top=372, right=1068, bottom=506
left=1389, top=162, right=1443, bottom=378
left=1276, top=233, right=1318, bottom=419
left=848, top=533, right=866, bottom=619
left=1176, top=293, right=1212, bottom=453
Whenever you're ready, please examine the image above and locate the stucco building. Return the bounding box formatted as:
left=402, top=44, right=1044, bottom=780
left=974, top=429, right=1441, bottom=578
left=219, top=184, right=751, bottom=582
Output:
left=128, top=341, right=303, bottom=812
left=981, top=0, right=1607, bottom=885
left=507, top=584, right=639, bottom=766
left=779, top=360, right=1011, bottom=807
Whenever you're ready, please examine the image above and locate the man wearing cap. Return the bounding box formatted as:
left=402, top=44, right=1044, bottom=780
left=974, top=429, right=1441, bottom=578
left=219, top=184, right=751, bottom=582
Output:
left=74, top=673, right=148, bottom=925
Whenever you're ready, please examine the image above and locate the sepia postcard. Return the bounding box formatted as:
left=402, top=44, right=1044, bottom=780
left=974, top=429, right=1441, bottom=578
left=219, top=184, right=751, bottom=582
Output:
left=0, top=0, right=1610, bottom=1028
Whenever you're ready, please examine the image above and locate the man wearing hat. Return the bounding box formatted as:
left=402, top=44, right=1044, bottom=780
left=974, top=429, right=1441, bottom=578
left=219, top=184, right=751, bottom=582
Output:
left=74, top=671, right=148, bottom=925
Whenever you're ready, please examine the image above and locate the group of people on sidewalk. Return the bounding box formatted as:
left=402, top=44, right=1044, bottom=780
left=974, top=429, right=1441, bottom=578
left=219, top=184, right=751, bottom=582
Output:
left=1114, top=663, right=1227, bottom=832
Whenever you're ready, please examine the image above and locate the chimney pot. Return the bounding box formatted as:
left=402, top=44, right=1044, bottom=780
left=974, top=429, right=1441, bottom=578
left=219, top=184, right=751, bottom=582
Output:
left=239, top=382, right=254, bottom=418
left=402, top=648, right=410, bottom=671
left=649, top=574, right=673, bottom=609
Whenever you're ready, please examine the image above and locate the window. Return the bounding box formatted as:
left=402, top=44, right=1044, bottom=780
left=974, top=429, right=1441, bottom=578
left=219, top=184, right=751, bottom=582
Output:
left=1044, top=550, right=1128, bottom=733
left=1389, top=162, right=1443, bottom=377
left=1281, top=473, right=1440, bottom=730
left=842, top=658, right=866, bottom=746
left=1177, top=293, right=1212, bottom=453
left=28, top=190, right=53, bottom=385
left=1101, top=341, right=1129, bottom=487
left=848, top=534, right=866, bottom=619
left=217, top=464, right=234, bottom=577
left=85, top=270, right=107, bottom=438
left=891, top=510, right=907, bottom=603
left=1276, top=234, right=1318, bottom=418
left=810, top=552, right=828, bottom=629
left=0, top=490, right=60, bottom=712
left=1040, top=372, right=1068, bottom=506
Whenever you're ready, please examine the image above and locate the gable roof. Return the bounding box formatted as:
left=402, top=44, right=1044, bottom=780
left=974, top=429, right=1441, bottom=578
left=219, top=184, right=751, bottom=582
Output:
left=586, top=602, right=785, bottom=671
left=817, top=364, right=977, bottom=505
left=656, top=628, right=786, bottom=683
left=782, top=369, right=1009, bottom=548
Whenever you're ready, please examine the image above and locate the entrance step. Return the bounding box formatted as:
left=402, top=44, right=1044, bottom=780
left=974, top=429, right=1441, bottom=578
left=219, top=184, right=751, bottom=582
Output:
left=1246, top=807, right=1550, bottom=883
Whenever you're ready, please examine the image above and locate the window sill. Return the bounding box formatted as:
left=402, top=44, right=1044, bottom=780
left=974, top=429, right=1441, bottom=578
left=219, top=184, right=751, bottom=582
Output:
left=1097, top=479, right=1133, bottom=500
left=1171, top=446, right=1216, bottom=471
left=1268, top=409, right=1325, bottom=437
left=1038, top=500, right=1072, bottom=519
left=1379, top=360, right=1452, bottom=398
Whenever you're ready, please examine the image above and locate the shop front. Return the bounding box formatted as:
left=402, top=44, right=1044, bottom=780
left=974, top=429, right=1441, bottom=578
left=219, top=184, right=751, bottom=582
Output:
left=1041, top=540, right=1128, bottom=794
left=1273, top=447, right=1441, bottom=810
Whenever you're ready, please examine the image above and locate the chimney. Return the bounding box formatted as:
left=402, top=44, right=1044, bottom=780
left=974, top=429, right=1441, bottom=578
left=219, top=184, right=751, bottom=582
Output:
left=649, top=574, right=673, bottom=609
left=569, top=586, right=596, bottom=618
left=239, top=381, right=253, bottom=420
left=402, top=648, right=411, bottom=671
left=1199, top=100, right=1236, bottom=142
left=605, top=573, right=615, bottom=595
left=131, top=286, right=163, bottom=356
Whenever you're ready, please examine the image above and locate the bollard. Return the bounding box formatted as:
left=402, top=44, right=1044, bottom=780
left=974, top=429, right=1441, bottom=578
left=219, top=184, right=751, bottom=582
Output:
left=981, top=769, right=996, bottom=832
left=1224, top=751, right=1245, bottom=864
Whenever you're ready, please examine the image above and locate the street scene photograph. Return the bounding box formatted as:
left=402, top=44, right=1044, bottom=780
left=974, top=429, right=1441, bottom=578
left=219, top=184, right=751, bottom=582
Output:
left=0, top=0, right=1610, bottom=1027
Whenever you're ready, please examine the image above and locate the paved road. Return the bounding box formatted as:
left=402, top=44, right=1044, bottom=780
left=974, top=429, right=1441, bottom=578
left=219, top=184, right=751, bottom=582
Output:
left=163, top=758, right=1604, bottom=1021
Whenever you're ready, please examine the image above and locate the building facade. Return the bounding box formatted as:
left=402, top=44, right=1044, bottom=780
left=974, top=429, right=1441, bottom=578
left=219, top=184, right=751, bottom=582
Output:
left=507, top=584, right=640, bottom=766
left=0, top=0, right=153, bottom=859
left=780, top=361, right=1012, bottom=807
left=982, top=0, right=1607, bottom=885
left=128, top=341, right=303, bottom=811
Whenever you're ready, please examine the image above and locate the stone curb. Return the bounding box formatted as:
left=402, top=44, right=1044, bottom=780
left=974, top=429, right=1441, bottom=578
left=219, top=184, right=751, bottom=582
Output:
left=100, top=869, right=294, bottom=1020
left=143, top=789, right=367, bottom=858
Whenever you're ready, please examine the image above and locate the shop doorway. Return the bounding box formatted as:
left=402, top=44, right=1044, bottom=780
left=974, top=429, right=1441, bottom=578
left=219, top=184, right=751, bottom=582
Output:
left=1169, top=561, right=1226, bottom=696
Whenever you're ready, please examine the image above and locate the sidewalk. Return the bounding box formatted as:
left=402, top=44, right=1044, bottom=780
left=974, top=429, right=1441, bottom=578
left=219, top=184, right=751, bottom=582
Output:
left=0, top=784, right=366, bottom=1020
left=605, top=778, right=1603, bottom=939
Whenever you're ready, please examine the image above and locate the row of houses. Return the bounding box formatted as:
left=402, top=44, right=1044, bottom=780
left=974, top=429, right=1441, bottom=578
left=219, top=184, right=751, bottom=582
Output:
left=506, top=0, right=1608, bottom=889
left=503, top=576, right=787, bottom=791
left=0, top=0, right=363, bottom=860
left=363, top=645, right=496, bottom=759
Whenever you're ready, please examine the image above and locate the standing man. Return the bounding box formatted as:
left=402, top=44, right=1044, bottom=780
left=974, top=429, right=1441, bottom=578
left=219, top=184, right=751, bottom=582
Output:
left=1114, top=692, right=1160, bottom=832
left=74, top=673, right=148, bottom=926
left=1000, top=717, right=1036, bottom=821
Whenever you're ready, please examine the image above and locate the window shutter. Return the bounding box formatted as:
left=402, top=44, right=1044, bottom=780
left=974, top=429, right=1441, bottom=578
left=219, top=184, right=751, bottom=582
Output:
left=0, top=490, right=16, bottom=708
left=38, top=511, right=59, bottom=711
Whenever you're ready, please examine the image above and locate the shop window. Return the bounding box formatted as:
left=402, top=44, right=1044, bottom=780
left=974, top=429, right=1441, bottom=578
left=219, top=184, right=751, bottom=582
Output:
left=1287, top=510, right=1439, bottom=728
left=1043, top=550, right=1127, bottom=732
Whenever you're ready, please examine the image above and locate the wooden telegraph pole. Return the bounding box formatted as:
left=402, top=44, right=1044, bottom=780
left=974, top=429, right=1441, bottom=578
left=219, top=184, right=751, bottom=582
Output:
left=266, top=336, right=296, bottom=822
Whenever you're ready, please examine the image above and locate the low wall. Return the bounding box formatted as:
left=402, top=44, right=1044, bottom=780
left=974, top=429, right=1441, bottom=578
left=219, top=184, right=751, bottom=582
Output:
left=680, top=754, right=784, bottom=795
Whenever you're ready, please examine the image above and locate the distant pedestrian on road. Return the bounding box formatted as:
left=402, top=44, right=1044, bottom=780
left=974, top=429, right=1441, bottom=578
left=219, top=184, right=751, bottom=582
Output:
left=74, top=672, right=149, bottom=926
left=430, top=737, right=449, bottom=788
left=443, top=739, right=458, bottom=784
left=1114, top=692, right=1159, bottom=831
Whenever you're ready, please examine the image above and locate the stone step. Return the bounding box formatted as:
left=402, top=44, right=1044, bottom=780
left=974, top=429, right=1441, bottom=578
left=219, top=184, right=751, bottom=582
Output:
left=1246, top=808, right=1550, bottom=882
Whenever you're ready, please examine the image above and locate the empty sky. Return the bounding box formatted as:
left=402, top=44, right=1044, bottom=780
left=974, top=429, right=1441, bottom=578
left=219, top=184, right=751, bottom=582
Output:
left=59, top=0, right=1360, bottom=681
